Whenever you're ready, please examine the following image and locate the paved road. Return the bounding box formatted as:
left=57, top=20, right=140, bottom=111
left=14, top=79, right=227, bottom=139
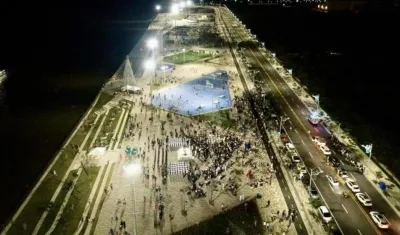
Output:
left=220, top=6, right=400, bottom=235
left=216, top=8, right=308, bottom=235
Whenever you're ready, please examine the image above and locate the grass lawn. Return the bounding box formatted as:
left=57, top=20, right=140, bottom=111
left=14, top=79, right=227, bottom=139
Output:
left=197, top=109, right=237, bottom=129
left=173, top=199, right=264, bottom=235
left=36, top=170, right=77, bottom=234
left=83, top=113, right=104, bottom=151
left=163, top=51, right=210, bottom=64
left=95, top=107, right=122, bottom=149
left=51, top=167, right=101, bottom=235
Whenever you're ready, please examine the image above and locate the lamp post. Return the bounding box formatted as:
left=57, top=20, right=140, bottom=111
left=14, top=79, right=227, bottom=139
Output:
left=155, top=4, right=161, bottom=11
left=361, top=144, right=373, bottom=162
left=309, top=168, right=322, bottom=192
left=145, top=59, right=156, bottom=101
left=312, top=94, right=320, bottom=113
left=182, top=48, right=186, bottom=64
left=279, top=116, right=289, bottom=132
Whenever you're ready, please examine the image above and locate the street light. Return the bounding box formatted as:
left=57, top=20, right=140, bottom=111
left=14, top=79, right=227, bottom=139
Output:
left=171, top=3, right=179, bottom=15
left=309, top=168, right=323, bottom=194
left=146, top=38, right=158, bottom=50
left=155, top=5, right=161, bottom=11
left=312, top=94, right=320, bottom=113
left=182, top=48, right=186, bottom=63
left=279, top=116, right=289, bottom=132
left=145, top=59, right=156, bottom=101
left=361, top=144, right=373, bottom=162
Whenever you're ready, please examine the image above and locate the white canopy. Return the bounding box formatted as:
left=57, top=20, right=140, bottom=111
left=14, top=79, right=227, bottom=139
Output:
left=88, top=147, right=106, bottom=157
left=121, top=85, right=141, bottom=92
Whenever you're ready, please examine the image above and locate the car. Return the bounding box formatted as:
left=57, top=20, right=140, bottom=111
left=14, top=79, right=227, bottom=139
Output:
left=369, top=211, right=390, bottom=229
left=297, top=164, right=307, bottom=174
left=309, top=185, right=319, bottom=199
left=328, top=156, right=341, bottom=167
left=326, top=175, right=339, bottom=187
left=312, top=136, right=326, bottom=146
left=292, top=155, right=301, bottom=163
left=337, top=168, right=349, bottom=179
left=319, top=145, right=331, bottom=155
left=356, top=193, right=372, bottom=207
left=346, top=180, right=360, bottom=192
left=286, top=143, right=296, bottom=151
left=318, top=206, right=332, bottom=223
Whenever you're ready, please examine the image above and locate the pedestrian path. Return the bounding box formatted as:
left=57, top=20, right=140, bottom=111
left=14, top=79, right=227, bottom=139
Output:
left=32, top=114, right=102, bottom=235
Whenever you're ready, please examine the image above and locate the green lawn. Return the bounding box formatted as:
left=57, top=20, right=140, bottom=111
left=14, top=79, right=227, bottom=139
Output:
left=36, top=171, right=76, bottom=235
left=95, top=107, right=122, bottom=149
left=197, top=109, right=237, bottom=129
left=174, top=199, right=264, bottom=235
left=51, top=167, right=100, bottom=235
left=163, top=51, right=210, bottom=64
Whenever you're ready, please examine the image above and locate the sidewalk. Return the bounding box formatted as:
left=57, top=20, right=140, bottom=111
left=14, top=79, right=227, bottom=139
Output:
left=260, top=50, right=400, bottom=216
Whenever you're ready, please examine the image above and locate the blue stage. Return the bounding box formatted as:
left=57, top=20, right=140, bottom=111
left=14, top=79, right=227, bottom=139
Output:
left=151, top=70, right=232, bottom=115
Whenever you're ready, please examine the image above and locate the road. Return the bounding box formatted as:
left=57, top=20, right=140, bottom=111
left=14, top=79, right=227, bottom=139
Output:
left=216, top=8, right=309, bottom=235
left=219, top=6, right=400, bottom=235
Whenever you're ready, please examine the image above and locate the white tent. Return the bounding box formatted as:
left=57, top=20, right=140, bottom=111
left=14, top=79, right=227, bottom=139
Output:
left=121, top=85, right=142, bottom=93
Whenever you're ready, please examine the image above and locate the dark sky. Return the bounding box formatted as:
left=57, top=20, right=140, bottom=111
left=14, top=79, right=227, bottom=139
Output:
left=0, top=0, right=158, bottom=225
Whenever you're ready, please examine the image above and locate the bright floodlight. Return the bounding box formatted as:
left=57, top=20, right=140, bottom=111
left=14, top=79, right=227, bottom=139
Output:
left=146, top=38, right=158, bottom=49
left=186, top=0, right=192, bottom=6
left=144, top=59, right=155, bottom=69
left=180, top=1, right=186, bottom=8
left=123, top=163, right=141, bottom=175
left=156, top=5, right=161, bottom=11
left=171, top=3, right=179, bottom=14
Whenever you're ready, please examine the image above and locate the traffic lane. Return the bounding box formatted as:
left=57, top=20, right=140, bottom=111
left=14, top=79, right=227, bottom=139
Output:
left=313, top=127, right=400, bottom=233
left=283, top=113, right=382, bottom=235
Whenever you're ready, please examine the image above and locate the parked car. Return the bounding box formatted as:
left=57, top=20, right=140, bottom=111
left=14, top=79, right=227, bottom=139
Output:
left=319, top=145, right=331, bottom=155
left=370, top=211, right=390, bottom=229
left=346, top=180, right=360, bottom=193
left=312, top=136, right=326, bottom=146
left=318, top=206, right=332, bottom=223
left=356, top=193, right=372, bottom=207
left=326, top=175, right=339, bottom=187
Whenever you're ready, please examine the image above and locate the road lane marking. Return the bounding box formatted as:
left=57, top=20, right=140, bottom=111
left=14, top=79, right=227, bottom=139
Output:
left=301, top=140, right=305, bottom=145
left=350, top=173, right=356, bottom=181
left=299, top=224, right=302, bottom=229
left=328, top=183, right=334, bottom=192
left=301, top=111, right=305, bottom=115
left=358, top=229, right=362, bottom=235
left=296, top=103, right=300, bottom=107
left=287, top=195, right=291, bottom=200
left=340, top=160, right=344, bottom=166
left=313, top=127, right=319, bottom=133
left=342, top=204, right=348, bottom=214
left=309, top=152, right=314, bottom=158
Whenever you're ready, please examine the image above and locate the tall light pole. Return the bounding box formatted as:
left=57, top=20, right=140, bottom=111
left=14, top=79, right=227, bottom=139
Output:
left=155, top=4, right=161, bottom=12
left=145, top=59, right=156, bottom=102
left=279, top=116, right=289, bottom=132
left=182, top=48, right=186, bottom=64
left=361, top=144, right=373, bottom=162
left=309, top=168, right=322, bottom=192
left=312, top=94, right=320, bottom=113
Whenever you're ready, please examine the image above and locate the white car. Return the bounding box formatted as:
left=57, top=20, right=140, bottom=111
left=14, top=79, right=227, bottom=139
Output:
left=326, top=175, right=339, bottom=187
left=312, top=136, right=326, bottom=146
left=286, top=143, right=296, bottom=151
left=370, top=211, right=390, bottom=229
left=319, top=145, right=331, bottom=155
left=318, top=206, right=332, bottom=223
left=346, top=180, right=360, bottom=192
left=356, top=193, right=372, bottom=207
left=337, top=168, right=349, bottom=179
left=297, top=164, right=307, bottom=174
left=292, top=155, right=301, bottom=163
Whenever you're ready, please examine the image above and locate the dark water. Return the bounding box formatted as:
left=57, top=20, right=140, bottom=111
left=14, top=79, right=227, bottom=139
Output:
left=0, top=0, right=156, bottom=225
left=227, top=4, right=400, bottom=172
